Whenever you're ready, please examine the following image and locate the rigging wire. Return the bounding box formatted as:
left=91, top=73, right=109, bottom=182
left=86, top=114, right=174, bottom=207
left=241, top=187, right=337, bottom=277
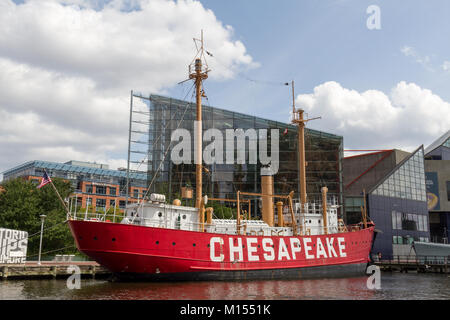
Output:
left=206, top=50, right=289, bottom=87
left=26, top=245, right=76, bottom=259
left=0, top=219, right=69, bottom=256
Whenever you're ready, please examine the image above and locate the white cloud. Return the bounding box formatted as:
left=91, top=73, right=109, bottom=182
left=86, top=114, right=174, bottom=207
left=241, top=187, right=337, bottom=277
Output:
left=296, top=81, right=450, bottom=152
left=401, top=46, right=434, bottom=72
left=442, top=61, right=450, bottom=72
left=0, top=0, right=256, bottom=174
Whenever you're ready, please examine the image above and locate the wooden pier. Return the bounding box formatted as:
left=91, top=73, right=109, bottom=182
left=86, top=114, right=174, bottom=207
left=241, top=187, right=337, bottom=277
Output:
left=0, top=261, right=111, bottom=280
left=374, top=255, right=449, bottom=274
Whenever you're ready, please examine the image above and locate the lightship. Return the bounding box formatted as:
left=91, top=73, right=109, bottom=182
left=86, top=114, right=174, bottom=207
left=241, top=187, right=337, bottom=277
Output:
left=68, top=34, right=375, bottom=281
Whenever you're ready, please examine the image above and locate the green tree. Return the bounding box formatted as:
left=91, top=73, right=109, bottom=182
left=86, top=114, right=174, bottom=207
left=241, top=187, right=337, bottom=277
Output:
left=0, top=177, right=76, bottom=258
left=207, top=201, right=235, bottom=219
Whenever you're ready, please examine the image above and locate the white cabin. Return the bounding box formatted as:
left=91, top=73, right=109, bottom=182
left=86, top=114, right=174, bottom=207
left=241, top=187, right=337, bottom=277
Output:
left=295, top=200, right=339, bottom=235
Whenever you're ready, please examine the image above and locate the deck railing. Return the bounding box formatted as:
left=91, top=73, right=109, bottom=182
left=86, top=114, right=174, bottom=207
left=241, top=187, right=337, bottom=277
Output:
left=69, top=209, right=372, bottom=239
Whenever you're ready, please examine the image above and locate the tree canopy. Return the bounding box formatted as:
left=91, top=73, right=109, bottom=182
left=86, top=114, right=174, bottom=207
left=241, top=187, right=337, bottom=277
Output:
left=0, top=177, right=77, bottom=258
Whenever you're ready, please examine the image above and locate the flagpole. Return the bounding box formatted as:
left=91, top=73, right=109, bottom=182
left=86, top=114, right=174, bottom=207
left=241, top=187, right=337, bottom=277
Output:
left=43, top=169, right=71, bottom=217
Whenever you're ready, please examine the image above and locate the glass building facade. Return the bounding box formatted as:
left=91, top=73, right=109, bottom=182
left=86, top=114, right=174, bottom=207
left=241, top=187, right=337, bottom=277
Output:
left=371, top=148, right=426, bottom=202
left=368, top=147, right=430, bottom=258
left=143, top=94, right=343, bottom=217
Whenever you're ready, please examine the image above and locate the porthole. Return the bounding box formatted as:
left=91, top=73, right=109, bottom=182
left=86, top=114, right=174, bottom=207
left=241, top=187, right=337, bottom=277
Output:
left=112, top=238, right=116, bottom=242
left=156, top=241, right=159, bottom=245
left=157, top=212, right=163, bottom=217
left=172, top=242, right=176, bottom=246
left=93, top=236, right=98, bottom=240
left=182, top=215, right=186, bottom=219
left=193, top=243, right=196, bottom=247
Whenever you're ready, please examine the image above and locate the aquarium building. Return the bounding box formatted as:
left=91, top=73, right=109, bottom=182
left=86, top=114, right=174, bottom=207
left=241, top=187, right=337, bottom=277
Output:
left=140, top=94, right=344, bottom=218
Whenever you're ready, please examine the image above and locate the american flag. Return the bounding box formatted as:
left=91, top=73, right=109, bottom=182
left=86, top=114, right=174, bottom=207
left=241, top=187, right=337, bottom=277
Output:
left=37, top=172, right=52, bottom=189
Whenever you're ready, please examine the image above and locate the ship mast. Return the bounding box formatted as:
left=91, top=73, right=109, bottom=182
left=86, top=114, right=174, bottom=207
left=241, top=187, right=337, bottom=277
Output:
left=291, top=81, right=320, bottom=209
left=189, top=32, right=209, bottom=231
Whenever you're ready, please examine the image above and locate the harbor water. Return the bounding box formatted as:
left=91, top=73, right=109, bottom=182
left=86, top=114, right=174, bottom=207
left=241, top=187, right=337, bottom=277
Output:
left=0, top=272, right=449, bottom=300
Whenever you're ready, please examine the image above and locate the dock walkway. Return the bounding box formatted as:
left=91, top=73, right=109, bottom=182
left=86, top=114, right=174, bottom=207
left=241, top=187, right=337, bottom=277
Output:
left=0, top=261, right=111, bottom=280
left=374, top=255, right=449, bottom=274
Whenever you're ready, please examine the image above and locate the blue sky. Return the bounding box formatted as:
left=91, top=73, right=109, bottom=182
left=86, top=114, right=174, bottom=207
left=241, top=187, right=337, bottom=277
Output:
left=177, top=0, right=450, bottom=122
left=0, top=0, right=449, bottom=174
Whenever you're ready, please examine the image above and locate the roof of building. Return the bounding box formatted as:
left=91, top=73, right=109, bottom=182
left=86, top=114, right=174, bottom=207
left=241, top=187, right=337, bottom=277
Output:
left=2, top=160, right=147, bottom=181
left=344, top=150, right=393, bottom=160
left=424, top=130, right=450, bottom=155
left=344, top=150, right=394, bottom=190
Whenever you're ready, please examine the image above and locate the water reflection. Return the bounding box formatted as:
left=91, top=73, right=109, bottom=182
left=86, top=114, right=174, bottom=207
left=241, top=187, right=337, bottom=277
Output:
left=1, top=273, right=449, bottom=300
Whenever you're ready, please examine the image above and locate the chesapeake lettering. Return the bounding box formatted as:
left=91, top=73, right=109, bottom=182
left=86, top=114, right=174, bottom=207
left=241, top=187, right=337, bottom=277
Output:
left=209, top=236, right=347, bottom=262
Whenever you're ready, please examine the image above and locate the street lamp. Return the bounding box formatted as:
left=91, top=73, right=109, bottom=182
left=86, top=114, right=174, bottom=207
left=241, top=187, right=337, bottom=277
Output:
left=37, top=214, right=46, bottom=265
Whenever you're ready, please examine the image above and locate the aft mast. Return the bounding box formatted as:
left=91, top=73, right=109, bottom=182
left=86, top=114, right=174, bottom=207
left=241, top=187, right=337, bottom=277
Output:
left=189, top=31, right=209, bottom=231
left=290, top=81, right=320, bottom=211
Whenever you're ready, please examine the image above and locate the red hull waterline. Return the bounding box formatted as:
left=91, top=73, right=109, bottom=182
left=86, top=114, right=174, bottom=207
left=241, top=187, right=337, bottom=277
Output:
left=68, top=220, right=375, bottom=281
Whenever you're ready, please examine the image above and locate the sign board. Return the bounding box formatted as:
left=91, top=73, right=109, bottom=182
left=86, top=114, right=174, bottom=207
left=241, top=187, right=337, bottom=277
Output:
left=0, top=228, right=28, bottom=264
left=425, top=172, right=440, bottom=211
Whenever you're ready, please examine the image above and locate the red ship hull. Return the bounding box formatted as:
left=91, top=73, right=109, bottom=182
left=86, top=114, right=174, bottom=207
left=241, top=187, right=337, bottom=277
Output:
left=68, top=220, right=375, bottom=281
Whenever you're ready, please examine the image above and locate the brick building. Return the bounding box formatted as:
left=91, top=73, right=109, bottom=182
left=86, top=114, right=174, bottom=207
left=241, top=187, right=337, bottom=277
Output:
left=2, top=160, right=147, bottom=212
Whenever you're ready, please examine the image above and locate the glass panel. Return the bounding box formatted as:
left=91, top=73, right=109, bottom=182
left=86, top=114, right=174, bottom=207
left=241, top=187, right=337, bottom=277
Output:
left=392, top=211, right=397, bottom=229
left=396, top=212, right=402, bottom=230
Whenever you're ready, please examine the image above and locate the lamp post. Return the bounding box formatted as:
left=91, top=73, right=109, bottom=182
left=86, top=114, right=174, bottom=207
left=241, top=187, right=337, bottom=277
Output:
left=37, top=214, right=46, bottom=265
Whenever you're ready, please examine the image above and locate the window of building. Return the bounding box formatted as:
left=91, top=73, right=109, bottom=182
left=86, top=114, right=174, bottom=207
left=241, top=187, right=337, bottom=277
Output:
left=393, top=236, right=403, bottom=244
left=109, top=187, right=117, bottom=196
left=119, top=200, right=126, bottom=209
left=443, top=137, right=450, bottom=148
left=392, top=211, right=402, bottom=230
left=85, top=184, right=93, bottom=193
left=418, top=214, right=424, bottom=231
left=96, top=198, right=106, bottom=209
left=96, top=185, right=106, bottom=195
left=422, top=215, right=428, bottom=232
left=133, top=189, right=139, bottom=199
left=109, top=199, right=116, bottom=207
left=392, top=211, right=429, bottom=232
